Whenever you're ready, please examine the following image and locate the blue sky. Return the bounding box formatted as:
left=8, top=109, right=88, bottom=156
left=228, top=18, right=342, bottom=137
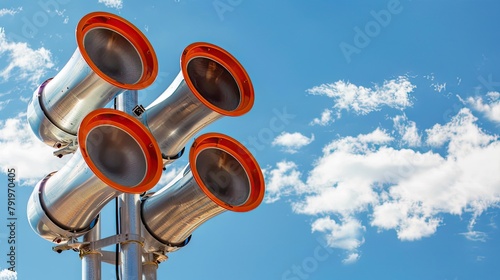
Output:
left=1, top=0, right=500, bottom=279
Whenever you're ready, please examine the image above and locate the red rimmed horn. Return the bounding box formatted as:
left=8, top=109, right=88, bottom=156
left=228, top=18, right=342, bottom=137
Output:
left=143, top=42, right=254, bottom=165
left=141, top=133, right=264, bottom=250
left=27, top=11, right=158, bottom=149
left=27, top=108, right=162, bottom=243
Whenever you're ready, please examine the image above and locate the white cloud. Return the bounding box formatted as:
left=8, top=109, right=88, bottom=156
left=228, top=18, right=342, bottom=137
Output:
left=426, top=108, right=496, bottom=157
left=312, top=216, right=365, bottom=251
left=0, top=114, right=70, bottom=185
left=393, top=114, right=422, bottom=147
left=263, top=161, right=307, bottom=203
left=396, top=216, right=441, bottom=241
left=266, top=109, right=500, bottom=260
left=342, top=252, right=360, bottom=264
left=0, top=28, right=54, bottom=86
left=0, top=269, right=17, bottom=280
left=0, top=7, right=22, bottom=17
left=272, top=132, right=314, bottom=153
left=466, top=92, right=500, bottom=123
left=307, top=76, right=415, bottom=117
left=98, top=0, right=123, bottom=9
left=310, top=108, right=334, bottom=126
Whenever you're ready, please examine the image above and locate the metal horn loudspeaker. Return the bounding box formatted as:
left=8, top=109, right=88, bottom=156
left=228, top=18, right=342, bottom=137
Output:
left=141, top=133, right=265, bottom=253
left=143, top=42, right=254, bottom=165
left=27, top=109, right=163, bottom=243
left=27, top=12, right=157, bottom=148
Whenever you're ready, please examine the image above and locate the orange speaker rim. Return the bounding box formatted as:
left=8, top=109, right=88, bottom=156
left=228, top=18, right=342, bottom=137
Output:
left=76, top=12, right=158, bottom=90
left=189, top=133, right=265, bottom=212
left=78, top=109, right=163, bottom=194
left=181, top=42, right=254, bottom=117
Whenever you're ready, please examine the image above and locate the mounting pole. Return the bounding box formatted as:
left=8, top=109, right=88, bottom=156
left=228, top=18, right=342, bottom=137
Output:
left=116, top=90, right=143, bottom=279
left=82, top=221, right=101, bottom=280
left=142, top=253, right=158, bottom=280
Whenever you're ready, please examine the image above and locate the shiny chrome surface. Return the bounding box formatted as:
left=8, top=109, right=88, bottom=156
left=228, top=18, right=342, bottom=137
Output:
left=142, top=149, right=250, bottom=245
left=144, top=42, right=253, bottom=165
left=142, top=133, right=265, bottom=254
left=26, top=172, right=96, bottom=243
left=142, top=165, right=226, bottom=245
left=116, top=91, right=143, bottom=280
left=27, top=12, right=157, bottom=148
left=38, top=150, right=121, bottom=232
left=27, top=116, right=160, bottom=242
left=27, top=83, right=75, bottom=148
left=27, top=46, right=136, bottom=147
left=142, top=253, right=158, bottom=280
left=144, top=71, right=227, bottom=163
left=82, top=222, right=101, bottom=280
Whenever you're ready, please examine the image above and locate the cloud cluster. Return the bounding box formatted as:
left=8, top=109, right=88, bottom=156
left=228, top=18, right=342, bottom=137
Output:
left=0, top=114, right=69, bottom=185
left=265, top=108, right=500, bottom=263
left=466, top=91, right=500, bottom=123
left=307, top=76, right=416, bottom=124
left=263, top=161, right=307, bottom=203
left=0, top=28, right=54, bottom=86
left=272, top=132, right=315, bottom=154
left=310, top=108, right=334, bottom=126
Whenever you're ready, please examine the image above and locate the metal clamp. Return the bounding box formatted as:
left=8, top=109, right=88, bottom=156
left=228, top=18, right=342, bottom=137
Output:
left=53, top=233, right=145, bottom=254
left=53, top=138, right=78, bottom=158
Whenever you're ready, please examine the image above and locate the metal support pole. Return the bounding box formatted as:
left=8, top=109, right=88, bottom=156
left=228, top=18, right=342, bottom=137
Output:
left=82, top=221, right=101, bottom=280
left=116, top=91, right=143, bottom=279
left=142, top=253, right=158, bottom=280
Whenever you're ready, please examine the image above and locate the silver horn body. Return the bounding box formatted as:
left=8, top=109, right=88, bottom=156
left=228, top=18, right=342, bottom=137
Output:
left=27, top=109, right=162, bottom=243
left=144, top=42, right=254, bottom=165
left=141, top=133, right=265, bottom=253
left=27, top=12, right=157, bottom=148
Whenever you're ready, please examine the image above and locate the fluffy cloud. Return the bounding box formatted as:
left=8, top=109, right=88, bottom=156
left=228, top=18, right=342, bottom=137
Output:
left=266, top=108, right=500, bottom=262
left=0, top=114, right=69, bottom=185
left=426, top=108, right=495, bottom=157
left=393, top=114, right=422, bottom=147
left=0, top=269, right=16, bottom=280
left=272, top=132, right=315, bottom=153
left=98, top=0, right=123, bottom=9
left=312, top=217, right=365, bottom=251
left=263, top=161, right=307, bottom=203
left=0, top=28, right=54, bottom=85
left=466, top=92, right=500, bottom=123
left=310, top=108, right=334, bottom=126
left=307, top=76, right=415, bottom=121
